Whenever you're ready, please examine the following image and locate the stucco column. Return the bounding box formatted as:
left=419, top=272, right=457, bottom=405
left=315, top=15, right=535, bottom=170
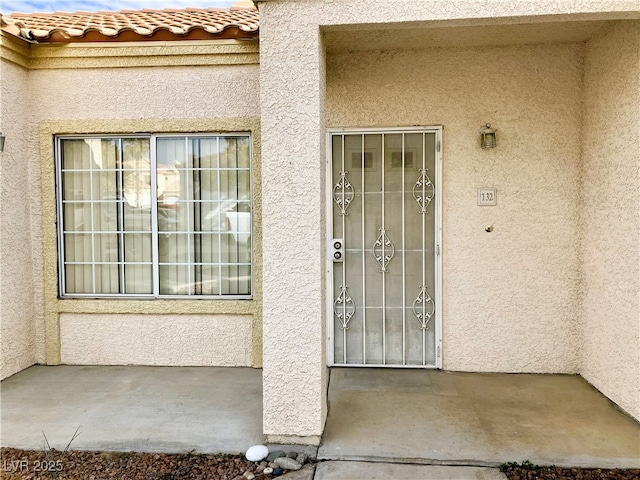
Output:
left=258, top=5, right=328, bottom=444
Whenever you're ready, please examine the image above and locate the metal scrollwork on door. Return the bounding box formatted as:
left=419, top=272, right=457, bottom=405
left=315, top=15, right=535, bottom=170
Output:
left=334, top=285, right=355, bottom=330
left=412, top=168, right=435, bottom=214
left=412, top=285, right=435, bottom=330
left=333, top=171, right=354, bottom=216
left=373, top=229, right=394, bottom=273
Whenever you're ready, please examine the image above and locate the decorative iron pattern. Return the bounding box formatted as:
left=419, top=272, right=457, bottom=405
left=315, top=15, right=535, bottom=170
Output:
left=412, top=285, right=435, bottom=330
left=412, top=168, right=435, bottom=214
left=333, top=171, right=354, bottom=216
left=373, top=229, right=395, bottom=273
left=334, top=285, right=355, bottom=330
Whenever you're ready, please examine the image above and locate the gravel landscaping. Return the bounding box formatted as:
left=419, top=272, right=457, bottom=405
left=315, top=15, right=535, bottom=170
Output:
left=500, top=461, right=640, bottom=480
left=0, top=448, right=302, bottom=480
left=2, top=448, right=639, bottom=480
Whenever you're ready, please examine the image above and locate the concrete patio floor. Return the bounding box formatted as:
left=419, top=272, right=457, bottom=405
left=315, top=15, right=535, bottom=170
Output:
left=2, top=365, right=639, bottom=473
left=313, top=462, right=506, bottom=479
left=0, top=365, right=264, bottom=453
left=318, top=368, right=640, bottom=468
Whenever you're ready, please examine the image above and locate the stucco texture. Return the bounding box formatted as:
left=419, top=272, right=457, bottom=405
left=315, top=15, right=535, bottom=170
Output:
left=29, top=65, right=259, bottom=121
left=259, top=0, right=639, bottom=28
left=257, top=0, right=640, bottom=438
left=0, top=58, right=38, bottom=379
left=259, top=19, right=329, bottom=441
left=327, top=43, right=584, bottom=373
left=28, top=60, right=262, bottom=367
left=2, top=0, right=639, bottom=442
left=60, top=314, right=254, bottom=366
left=581, top=21, right=640, bottom=420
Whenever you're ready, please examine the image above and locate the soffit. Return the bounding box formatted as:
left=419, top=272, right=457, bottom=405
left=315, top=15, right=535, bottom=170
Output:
left=324, top=20, right=615, bottom=53
left=0, top=6, right=259, bottom=43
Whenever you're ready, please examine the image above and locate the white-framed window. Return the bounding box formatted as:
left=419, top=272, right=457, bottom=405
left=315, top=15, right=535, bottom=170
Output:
left=56, top=134, right=252, bottom=298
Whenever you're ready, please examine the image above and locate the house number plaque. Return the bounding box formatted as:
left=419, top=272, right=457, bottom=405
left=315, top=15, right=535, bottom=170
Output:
left=477, top=188, right=497, bottom=206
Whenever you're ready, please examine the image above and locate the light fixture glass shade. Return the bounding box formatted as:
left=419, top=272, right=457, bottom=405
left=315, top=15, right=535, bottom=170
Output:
left=479, top=123, right=496, bottom=149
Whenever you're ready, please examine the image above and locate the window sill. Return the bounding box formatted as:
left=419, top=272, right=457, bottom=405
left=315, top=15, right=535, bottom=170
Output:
left=53, top=297, right=259, bottom=316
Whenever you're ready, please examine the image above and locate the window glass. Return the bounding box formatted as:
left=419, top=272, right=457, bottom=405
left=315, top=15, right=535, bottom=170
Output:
left=60, top=137, right=153, bottom=295
left=57, top=134, right=251, bottom=298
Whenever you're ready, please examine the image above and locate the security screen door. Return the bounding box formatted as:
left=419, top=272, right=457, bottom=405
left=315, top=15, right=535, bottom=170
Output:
left=329, top=128, right=441, bottom=367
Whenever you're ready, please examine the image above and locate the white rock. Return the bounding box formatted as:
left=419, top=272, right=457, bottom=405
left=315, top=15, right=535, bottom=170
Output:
left=263, top=467, right=273, bottom=474
left=245, top=445, right=269, bottom=462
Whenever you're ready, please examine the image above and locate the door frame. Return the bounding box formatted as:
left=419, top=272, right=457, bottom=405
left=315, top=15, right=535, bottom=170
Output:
left=325, top=126, right=443, bottom=368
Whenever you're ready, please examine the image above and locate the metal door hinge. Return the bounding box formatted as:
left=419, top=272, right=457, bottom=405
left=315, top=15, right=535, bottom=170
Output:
left=437, top=140, right=441, bottom=152
left=437, top=346, right=441, bottom=357
left=436, top=245, right=440, bottom=256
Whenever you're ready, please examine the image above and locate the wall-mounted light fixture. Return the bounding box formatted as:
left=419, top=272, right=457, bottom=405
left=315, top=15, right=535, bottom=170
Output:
left=0, top=132, right=5, bottom=152
left=479, top=123, right=496, bottom=149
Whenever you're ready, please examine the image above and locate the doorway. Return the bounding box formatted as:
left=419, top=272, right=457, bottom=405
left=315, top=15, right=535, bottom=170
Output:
left=328, top=127, right=442, bottom=367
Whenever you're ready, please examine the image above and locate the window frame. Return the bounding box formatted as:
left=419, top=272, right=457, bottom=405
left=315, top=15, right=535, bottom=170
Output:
left=55, top=132, right=254, bottom=300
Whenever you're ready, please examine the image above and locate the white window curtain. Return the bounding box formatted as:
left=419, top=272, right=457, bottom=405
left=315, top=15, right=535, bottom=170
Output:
left=61, top=138, right=152, bottom=295
left=156, top=136, right=251, bottom=296
left=58, top=134, right=251, bottom=297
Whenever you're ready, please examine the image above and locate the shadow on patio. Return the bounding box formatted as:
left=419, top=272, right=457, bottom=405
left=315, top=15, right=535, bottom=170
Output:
left=0, top=365, right=264, bottom=454
left=318, top=369, right=640, bottom=468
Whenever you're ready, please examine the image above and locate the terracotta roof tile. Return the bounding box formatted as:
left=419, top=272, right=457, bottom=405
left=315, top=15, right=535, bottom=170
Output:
left=0, top=5, right=259, bottom=43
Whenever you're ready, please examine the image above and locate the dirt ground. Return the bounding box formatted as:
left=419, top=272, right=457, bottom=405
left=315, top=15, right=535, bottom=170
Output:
left=500, top=462, right=640, bottom=480
left=1, top=448, right=263, bottom=480
left=2, top=448, right=639, bottom=480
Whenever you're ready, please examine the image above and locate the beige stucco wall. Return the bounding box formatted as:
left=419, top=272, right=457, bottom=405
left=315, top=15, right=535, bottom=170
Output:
left=60, top=314, right=253, bottom=366
left=581, top=20, right=640, bottom=421
left=258, top=0, right=639, bottom=439
left=0, top=52, right=38, bottom=379
left=259, top=0, right=639, bottom=27
left=26, top=50, right=263, bottom=368
left=28, top=64, right=259, bottom=121
left=2, top=0, right=638, bottom=441
left=259, top=6, right=329, bottom=444
left=37, top=117, right=263, bottom=368
left=327, top=42, right=584, bottom=373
